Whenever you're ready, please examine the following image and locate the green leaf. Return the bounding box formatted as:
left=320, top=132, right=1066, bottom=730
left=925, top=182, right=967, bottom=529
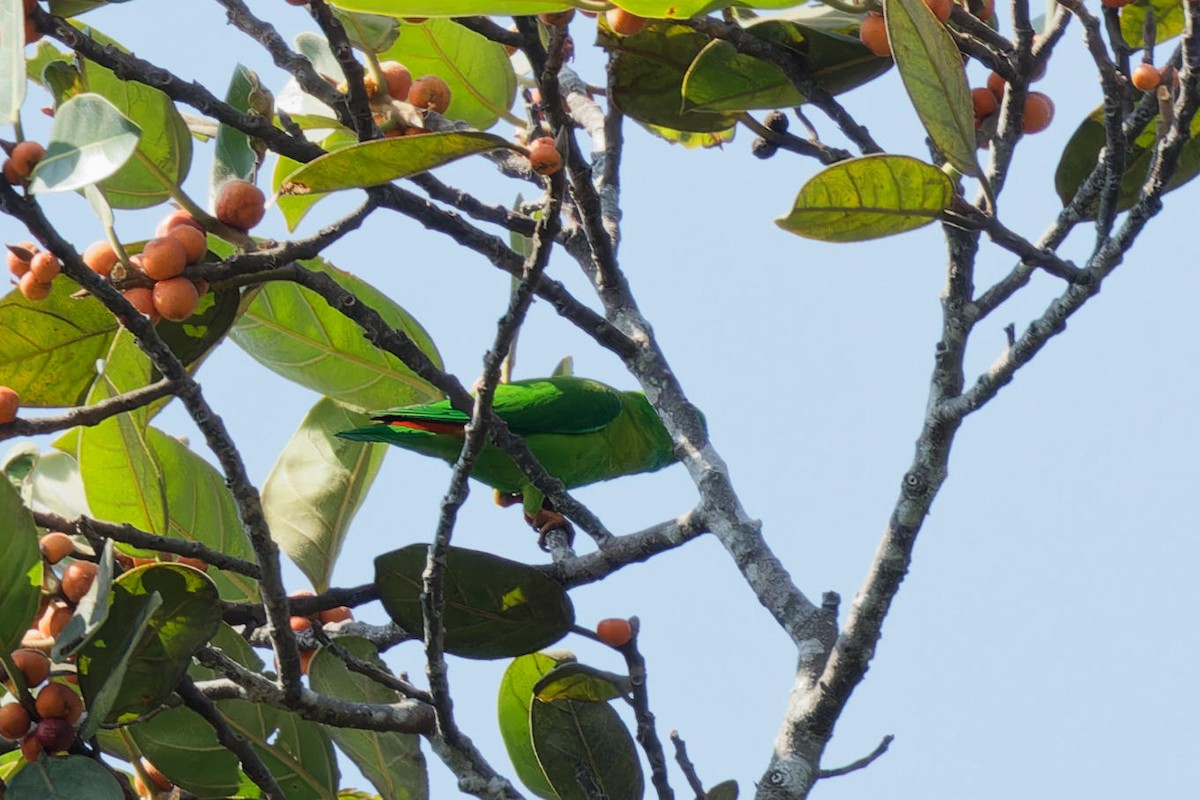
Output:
left=533, top=662, right=629, bottom=703
left=681, top=20, right=891, bottom=113
left=883, top=0, right=981, bottom=178
left=498, top=652, right=571, bottom=800
left=600, top=20, right=740, bottom=134
left=76, top=583, right=162, bottom=739
left=147, top=428, right=260, bottom=604
left=6, top=754, right=124, bottom=800
left=1053, top=104, right=1200, bottom=215
left=331, top=0, right=568, bottom=14
left=707, top=780, right=739, bottom=800
left=0, top=750, right=23, bottom=785
left=211, top=65, right=261, bottom=207
left=375, top=545, right=575, bottom=660
left=2, top=441, right=38, bottom=483
left=309, top=637, right=429, bottom=800
left=641, top=122, right=735, bottom=148
left=154, top=287, right=242, bottom=372
left=228, top=257, right=442, bottom=412
left=77, top=563, right=222, bottom=725
left=277, top=131, right=515, bottom=197
left=1120, top=0, right=1184, bottom=49
left=129, top=624, right=270, bottom=798
left=18, top=449, right=91, bottom=520
left=776, top=154, right=954, bottom=241
left=273, top=129, right=357, bottom=231
left=380, top=18, right=517, bottom=130
left=25, top=40, right=71, bottom=89
left=79, top=26, right=192, bottom=208
left=332, top=7, right=400, bottom=53
left=77, top=332, right=168, bottom=538
left=530, top=696, right=644, bottom=800
left=254, top=711, right=341, bottom=800
left=332, top=0, right=798, bottom=16
left=0, top=0, right=26, bottom=123
left=27, top=93, right=141, bottom=194
left=0, top=477, right=41, bottom=654
left=263, top=398, right=385, bottom=593
left=48, top=0, right=121, bottom=14
left=41, top=60, right=82, bottom=106
left=297, top=31, right=347, bottom=83
left=52, top=540, right=116, bottom=662
left=0, top=279, right=117, bottom=407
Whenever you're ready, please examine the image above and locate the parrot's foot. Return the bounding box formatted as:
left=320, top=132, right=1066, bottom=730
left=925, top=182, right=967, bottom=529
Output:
left=525, top=508, right=574, bottom=551
left=494, top=490, right=523, bottom=508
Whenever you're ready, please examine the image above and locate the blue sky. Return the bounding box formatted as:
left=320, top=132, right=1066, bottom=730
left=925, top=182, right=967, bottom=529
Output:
left=8, top=3, right=1199, bottom=798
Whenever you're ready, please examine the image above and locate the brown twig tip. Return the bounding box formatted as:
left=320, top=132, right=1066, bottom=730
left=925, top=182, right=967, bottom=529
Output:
left=817, top=734, right=895, bottom=779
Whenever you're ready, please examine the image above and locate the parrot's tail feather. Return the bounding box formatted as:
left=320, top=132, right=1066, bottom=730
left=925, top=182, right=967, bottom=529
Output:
left=382, top=419, right=466, bottom=436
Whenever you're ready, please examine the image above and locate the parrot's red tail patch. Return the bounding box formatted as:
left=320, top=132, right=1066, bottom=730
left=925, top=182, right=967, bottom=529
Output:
left=386, top=420, right=466, bottom=436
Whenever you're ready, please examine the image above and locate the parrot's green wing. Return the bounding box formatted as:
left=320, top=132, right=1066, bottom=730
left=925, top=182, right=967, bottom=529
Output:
left=364, top=378, right=624, bottom=436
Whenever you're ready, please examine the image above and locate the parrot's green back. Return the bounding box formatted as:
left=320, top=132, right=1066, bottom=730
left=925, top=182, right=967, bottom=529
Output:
left=337, top=378, right=678, bottom=509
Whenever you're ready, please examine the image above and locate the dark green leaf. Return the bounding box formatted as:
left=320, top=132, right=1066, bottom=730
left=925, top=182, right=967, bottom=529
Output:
left=128, top=624, right=270, bottom=798
left=77, top=563, right=223, bottom=725
left=253, top=711, right=341, bottom=800
left=0, top=476, right=41, bottom=654
left=533, top=662, right=629, bottom=702
left=380, top=18, right=516, bottom=129
left=0, top=279, right=117, bottom=407
left=6, top=754, right=124, bottom=800
left=707, top=780, right=739, bottom=800
left=79, top=27, right=192, bottom=208
left=498, top=652, right=571, bottom=800
left=278, top=132, right=515, bottom=197
left=76, top=584, right=162, bottom=739
left=884, top=0, right=980, bottom=177
left=601, top=20, right=740, bottom=133
left=25, top=40, right=71, bottom=89
left=27, top=93, right=141, bottom=194
left=147, top=427, right=260, bottom=603
left=375, top=545, right=575, bottom=659
left=777, top=154, right=954, bottom=241
left=2, top=441, right=38, bottom=484
left=309, top=637, right=429, bottom=800
left=681, top=20, right=891, bottom=113
left=1054, top=104, right=1200, bottom=215
left=263, top=398, right=386, bottom=593
left=154, top=287, right=242, bottom=374
left=530, top=696, right=644, bottom=800
left=229, top=257, right=442, bottom=412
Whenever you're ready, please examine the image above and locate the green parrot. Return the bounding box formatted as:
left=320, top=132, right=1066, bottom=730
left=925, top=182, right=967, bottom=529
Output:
left=337, top=377, right=680, bottom=541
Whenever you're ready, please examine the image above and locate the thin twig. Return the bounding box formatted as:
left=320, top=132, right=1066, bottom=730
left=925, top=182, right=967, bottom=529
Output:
left=669, top=732, right=707, bottom=800
left=31, top=511, right=262, bottom=578
left=616, top=622, right=674, bottom=800
left=177, top=677, right=287, bottom=799
left=0, top=379, right=177, bottom=442
left=816, top=735, right=895, bottom=779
